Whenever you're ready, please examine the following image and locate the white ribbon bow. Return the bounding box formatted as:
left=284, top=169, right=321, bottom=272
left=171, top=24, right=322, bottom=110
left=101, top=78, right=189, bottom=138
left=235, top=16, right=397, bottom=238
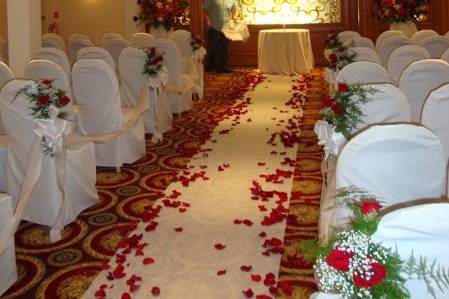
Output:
left=314, top=120, right=347, bottom=158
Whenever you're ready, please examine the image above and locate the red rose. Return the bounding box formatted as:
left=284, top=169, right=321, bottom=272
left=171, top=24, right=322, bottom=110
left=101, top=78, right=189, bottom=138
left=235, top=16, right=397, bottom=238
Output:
left=38, top=95, right=50, bottom=105
left=337, top=82, right=349, bottom=93
left=399, top=7, right=408, bottom=17
left=329, top=53, right=337, bottom=63
left=360, top=200, right=382, bottom=215
left=59, top=95, right=70, bottom=106
left=325, top=248, right=353, bottom=272
left=331, top=101, right=345, bottom=115
left=353, top=261, right=387, bottom=288
left=322, top=95, right=334, bottom=107
left=42, top=79, right=53, bottom=86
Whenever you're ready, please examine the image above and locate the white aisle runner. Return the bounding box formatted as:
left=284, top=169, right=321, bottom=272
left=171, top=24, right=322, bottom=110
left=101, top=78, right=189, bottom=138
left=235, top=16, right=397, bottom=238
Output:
left=83, top=75, right=302, bottom=299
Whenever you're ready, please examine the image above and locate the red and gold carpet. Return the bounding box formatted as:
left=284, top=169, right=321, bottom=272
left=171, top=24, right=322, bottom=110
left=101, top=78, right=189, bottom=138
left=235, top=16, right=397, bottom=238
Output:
left=1, top=69, right=325, bottom=299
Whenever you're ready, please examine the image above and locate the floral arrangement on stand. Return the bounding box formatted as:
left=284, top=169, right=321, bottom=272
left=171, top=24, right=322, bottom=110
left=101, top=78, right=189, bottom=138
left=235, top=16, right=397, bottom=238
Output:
left=15, top=79, right=72, bottom=157
left=376, top=0, right=427, bottom=24
left=301, top=188, right=449, bottom=299
left=133, top=0, right=189, bottom=31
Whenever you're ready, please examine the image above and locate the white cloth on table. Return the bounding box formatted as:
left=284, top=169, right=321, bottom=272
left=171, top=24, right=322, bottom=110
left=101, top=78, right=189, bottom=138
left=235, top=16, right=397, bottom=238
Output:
left=373, top=203, right=449, bottom=299
left=375, top=30, right=405, bottom=51
left=0, top=79, right=99, bottom=239
left=337, top=31, right=360, bottom=44
left=399, top=59, right=449, bottom=121
left=378, top=35, right=411, bottom=66
left=335, top=61, right=392, bottom=86
left=103, top=38, right=131, bottom=65
left=42, top=33, right=66, bottom=52
left=411, top=29, right=439, bottom=45
left=72, top=59, right=146, bottom=167
left=0, top=193, right=16, bottom=296
left=343, top=36, right=375, bottom=49
left=419, top=36, right=449, bottom=58
left=34, top=47, right=71, bottom=80
left=352, top=47, right=382, bottom=64
left=100, top=32, right=124, bottom=47
left=77, top=47, right=117, bottom=74
left=258, top=29, right=314, bottom=75
left=119, top=47, right=172, bottom=138
left=387, top=45, right=430, bottom=84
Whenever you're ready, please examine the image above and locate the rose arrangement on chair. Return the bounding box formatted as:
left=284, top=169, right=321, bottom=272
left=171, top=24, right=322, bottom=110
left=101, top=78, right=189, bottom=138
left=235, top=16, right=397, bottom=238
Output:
left=133, top=0, right=189, bottom=31
left=324, top=32, right=357, bottom=73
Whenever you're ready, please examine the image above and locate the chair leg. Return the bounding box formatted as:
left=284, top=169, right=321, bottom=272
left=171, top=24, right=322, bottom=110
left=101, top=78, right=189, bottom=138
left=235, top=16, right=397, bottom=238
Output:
left=116, top=166, right=121, bottom=174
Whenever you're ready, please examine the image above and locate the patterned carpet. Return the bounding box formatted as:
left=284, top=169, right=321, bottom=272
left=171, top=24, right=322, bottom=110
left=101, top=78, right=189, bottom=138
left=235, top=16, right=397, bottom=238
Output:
left=2, top=69, right=325, bottom=299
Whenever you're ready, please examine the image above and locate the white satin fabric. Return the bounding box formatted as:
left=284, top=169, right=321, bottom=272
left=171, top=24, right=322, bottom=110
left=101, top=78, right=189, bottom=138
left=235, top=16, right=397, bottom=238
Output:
left=0, top=61, right=13, bottom=89
left=103, top=38, right=131, bottom=65
left=335, top=61, right=392, bottom=86
left=130, top=32, right=155, bottom=48
left=119, top=47, right=172, bottom=138
left=77, top=47, right=116, bottom=73
left=440, top=48, right=449, bottom=64
left=0, top=79, right=99, bottom=238
left=152, top=38, right=193, bottom=114
left=419, top=36, right=449, bottom=58
left=411, top=29, right=439, bottom=45
left=170, top=29, right=205, bottom=99
left=100, top=32, right=124, bottom=47
left=68, top=37, right=94, bottom=64
left=72, top=59, right=145, bottom=167
left=0, top=37, right=7, bottom=63
left=258, top=29, right=315, bottom=75
left=42, top=33, right=66, bottom=52
left=387, top=45, right=430, bottom=84
left=337, top=31, right=360, bottom=44
left=399, top=59, right=449, bottom=121
left=69, top=33, right=90, bottom=44
left=314, top=120, right=347, bottom=159
left=0, top=62, right=12, bottom=135
left=372, top=203, right=449, bottom=299
left=352, top=47, right=382, bottom=64
left=378, top=35, right=412, bottom=66
left=34, top=47, right=71, bottom=80
left=0, top=193, right=16, bottom=296
left=375, top=30, right=405, bottom=51
left=343, top=36, right=375, bottom=49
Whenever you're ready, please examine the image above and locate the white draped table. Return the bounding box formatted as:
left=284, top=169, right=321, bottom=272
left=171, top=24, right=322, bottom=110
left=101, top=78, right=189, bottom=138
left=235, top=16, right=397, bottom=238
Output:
left=258, top=29, right=315, bottom=74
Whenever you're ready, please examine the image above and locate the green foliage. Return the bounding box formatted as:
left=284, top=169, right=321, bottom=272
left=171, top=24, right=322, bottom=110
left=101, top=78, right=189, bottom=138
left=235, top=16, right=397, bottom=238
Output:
left=142, top=47, right=164, bottom=78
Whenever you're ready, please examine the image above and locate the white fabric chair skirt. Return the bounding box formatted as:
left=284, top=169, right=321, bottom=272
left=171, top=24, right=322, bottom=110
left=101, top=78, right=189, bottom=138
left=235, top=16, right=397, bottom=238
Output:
left=0, top=193, right=16, bottom=296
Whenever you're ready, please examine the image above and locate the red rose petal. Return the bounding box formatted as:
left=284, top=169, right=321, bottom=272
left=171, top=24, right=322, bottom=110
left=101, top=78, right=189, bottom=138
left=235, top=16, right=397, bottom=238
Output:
left=214, top=243, right=226, bottom=250
left=143, top=257, right=154, bottom=265
left=174, top=227, right=183, bottom=232
left=240, top=265, right=252, bottom=272
left=217, top=270, right=227, bottom=276
left=259, top=232, right=267, bottom=238
left=251, top=274, right=262, bottom=282
left=151, top=287, right=160, bottom=296
left=243, top=288, right=254, bottom=298
left=121, top=293, right=131, bottom=299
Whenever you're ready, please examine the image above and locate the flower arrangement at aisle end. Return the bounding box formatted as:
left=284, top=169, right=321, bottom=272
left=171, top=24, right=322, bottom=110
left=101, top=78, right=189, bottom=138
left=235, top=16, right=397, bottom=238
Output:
left=324, top=31, right=356, bottom=84
left=133, top=0, right=189, bottom=31
left=301, top=188, right=449, bottom=299
left=376, top=0, right=427, bottom=24
left=15, top=79, right=72, bottom=157
left=142, top=46, right=169, bottom=90
left=190, top=32, right=207, bottom=62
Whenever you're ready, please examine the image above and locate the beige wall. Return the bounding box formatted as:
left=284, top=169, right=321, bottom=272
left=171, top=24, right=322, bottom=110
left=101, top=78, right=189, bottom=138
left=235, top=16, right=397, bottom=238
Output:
left=0, top=0, right=7, bottom=39
left=41, top=0, right=139, bottom=45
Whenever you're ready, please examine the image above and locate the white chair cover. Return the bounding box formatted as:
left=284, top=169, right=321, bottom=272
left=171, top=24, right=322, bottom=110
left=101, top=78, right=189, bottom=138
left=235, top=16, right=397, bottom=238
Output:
left=411, top=29, right=439, bottom=45
left=440, top=48, right=449, bottom=63
left=375, top=30, right=405, bottom=51
left=352, top=47, right=382, bottom=64
left=0, top=79, right=99, bottom=236
left=387, top=45, right=430, bottom=84
left=343, top=36, right=375, bottom=49
left=130, top=32, right=155, bottom=48
left=0, top=37, right=8, bottom=64
left=119, top=47, right=173, bottom=136
left=335, top=61, right=392, bottom=86
left=372, top=203, right=449, bottom=299
left=335, top=124, right=445, bottom=226
left=0, top=61, right=13, bottom=89
left=151, top=38, right=193, bottom=114
left=68, top=33, right=91, bottom=44
left=337, top=31, right=360, bottom=44
left=0, top=193, right=16, bottom=296
left=420, top=36, right=449, bottom=58
left=77, top=47, right=116, bottom=73
left=42, top=33, right=66, bottom=52
left=68, top=37, right=94, bottom=64
left=399, top=59, right=449, bottom=121
left=103, top=38, right=131, bottom=65
left=72, top=59, right=145, bottom=167
left=100, top=32, right=124, bottom=47
left=34, top=47, right=71, bottom=80
left=169, top=30, right=205, bottom=99
left=378, top=35, right=412, bottom=66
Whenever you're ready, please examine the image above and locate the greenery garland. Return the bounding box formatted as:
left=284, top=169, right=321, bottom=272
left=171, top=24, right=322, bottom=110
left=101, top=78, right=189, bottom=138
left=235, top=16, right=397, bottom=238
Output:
left=142, top=47, right=164, bottom=78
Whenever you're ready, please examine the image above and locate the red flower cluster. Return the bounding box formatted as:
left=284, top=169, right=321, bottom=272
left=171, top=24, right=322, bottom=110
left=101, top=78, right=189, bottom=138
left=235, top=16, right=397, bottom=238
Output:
left=376, top=0, right=427, bottom=23
left=360, top=200, right=382, bottom=216
left=133, top=0, right=188, bottom=30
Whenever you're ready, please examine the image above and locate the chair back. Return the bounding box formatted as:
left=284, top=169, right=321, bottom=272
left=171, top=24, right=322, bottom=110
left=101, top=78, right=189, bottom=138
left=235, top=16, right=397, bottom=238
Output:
left=77, top=47, right=116, bottom=72
left=130, top=32, right=154, bottom=48
left=373, top=203, right=449, bottom=299
left=42, top=33, right=66, bottom=52
left=150, top=38, right=184, bottom=90
left=68, top=33, right=90, bottom=44
left=100, top=32, right=124, bottom=47
left=440, top=47, right=449, bottom=63
left=34, top=47, right=71, bottom=79
left=169, top=30, right=195, bottom=73
left=336, top=61, right=392, bottom=86
left=399, top=59, right=449, bottom=121
left=387, top=44, right=430, bottom=84
left=337, top=31, right=360, bottom=43
left=378, top=35, right=412, bottom=66
left=420, top=36, right=449, bottom=58
left=343, top=36, right=375, bottom=49
left=352, top=47, right=382, bottom=64
left=375, top=30, right=405, bottom=50
left=0, top=61, right=13, bottom=90
left=0, top=37, right=8, bottom=64
left=411, top=29, right=439, bottom=44
left=68, top=37, right=94, bottom=63
left=103, top=38, right=131, bottom=64
left=118, top=47, right=147, bottom=108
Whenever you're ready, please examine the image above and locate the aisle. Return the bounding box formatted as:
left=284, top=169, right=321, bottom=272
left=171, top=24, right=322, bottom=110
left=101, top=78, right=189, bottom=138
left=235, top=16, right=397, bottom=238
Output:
left=83, top=75, right=304, bottom=299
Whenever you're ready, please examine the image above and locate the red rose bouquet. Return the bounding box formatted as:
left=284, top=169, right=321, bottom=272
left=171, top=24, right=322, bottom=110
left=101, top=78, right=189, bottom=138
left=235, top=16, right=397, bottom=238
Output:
left=320, top=82, right=376, bottom=138
left=142, top=47, right=164, bottom=77
left=324, top=31, right=356, bottom=72
left=376, top=0, right=427, bottom=24
left=133, top=0, right=188, bottom=31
